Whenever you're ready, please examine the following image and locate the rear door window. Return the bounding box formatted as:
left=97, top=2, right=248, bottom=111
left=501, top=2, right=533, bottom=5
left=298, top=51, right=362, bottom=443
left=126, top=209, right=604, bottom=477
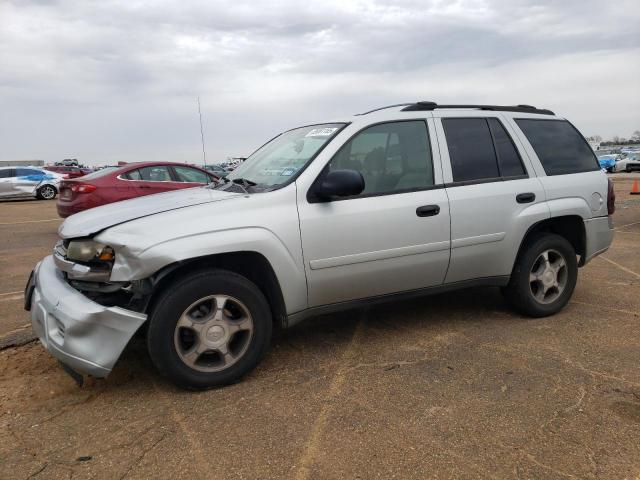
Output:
left=515, top=119, right=600, bottom=175
left=137, top=166, right=172, bottom=182
left=0, top=169, right=15, bottom=178
left=442, top=118, right=499, bottom=182
left=172, top=166, right=210, bottom=183
left=487, top=118, right=525, bottom=177
left=123, top=169, right=142, bottom=180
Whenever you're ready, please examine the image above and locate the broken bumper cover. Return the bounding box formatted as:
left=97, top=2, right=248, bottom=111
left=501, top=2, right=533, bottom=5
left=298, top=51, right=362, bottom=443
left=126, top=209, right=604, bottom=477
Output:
left=29, top=255, right=147, bottom=378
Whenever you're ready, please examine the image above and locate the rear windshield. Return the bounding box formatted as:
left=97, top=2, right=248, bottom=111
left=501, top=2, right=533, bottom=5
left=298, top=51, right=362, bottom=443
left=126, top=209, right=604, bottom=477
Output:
left=515, top=119, right=600, bottom=176
left=79, top=167, right=119, bottom=180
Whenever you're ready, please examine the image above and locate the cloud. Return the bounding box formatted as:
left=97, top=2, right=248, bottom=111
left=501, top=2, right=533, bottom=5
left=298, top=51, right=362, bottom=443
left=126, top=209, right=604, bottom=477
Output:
left=0, top=0, right=638, bottom=164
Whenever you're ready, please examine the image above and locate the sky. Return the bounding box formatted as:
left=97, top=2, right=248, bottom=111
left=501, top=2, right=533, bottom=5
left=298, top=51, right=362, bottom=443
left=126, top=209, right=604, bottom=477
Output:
left=1, top=0, right=639, bottom=166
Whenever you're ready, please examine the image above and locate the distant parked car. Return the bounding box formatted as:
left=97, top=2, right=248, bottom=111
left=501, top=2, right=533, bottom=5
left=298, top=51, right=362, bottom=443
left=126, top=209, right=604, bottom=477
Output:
left=204, top=164, right=230, bottom=177
left=613, top=153, right=640, bottom=173
left=56, top=162, right=220, bottom=217
left=56, top=159, right=79, bottom=166
left=597, top=155, right=618, bottom=172
left=45, top=165, right=86, bottom=179
left=0, top=166, right=62, bottom=200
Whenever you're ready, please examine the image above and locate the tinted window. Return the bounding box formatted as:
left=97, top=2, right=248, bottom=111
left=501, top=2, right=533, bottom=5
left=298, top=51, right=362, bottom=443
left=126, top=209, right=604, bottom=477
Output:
left=173, top=166, right=209, bottom=183
left=328, top=121, right=433, bottom=196
left=443, top=118, right=499, bottom=182
left=515, top=119, right=599, bottom=175
left=16, top=168, right=44, bottom=177
left=0, top=168, right=14, bottom=178
left=137, top=166, right=172, bottom=181
left=487, top=118, right=525, bottom=177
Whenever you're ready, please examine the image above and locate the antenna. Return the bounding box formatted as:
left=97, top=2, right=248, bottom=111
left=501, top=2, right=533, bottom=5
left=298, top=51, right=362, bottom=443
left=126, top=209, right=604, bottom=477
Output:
left=197, top=96, right=207, bottom=167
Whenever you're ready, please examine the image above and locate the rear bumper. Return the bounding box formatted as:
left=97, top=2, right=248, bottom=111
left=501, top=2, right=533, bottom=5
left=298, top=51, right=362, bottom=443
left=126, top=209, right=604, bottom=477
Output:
left=56, top=201, right=83, bottom=218
left=583, top=216, right=614, bottom=264
left=29, top=256, right=147, bottom=378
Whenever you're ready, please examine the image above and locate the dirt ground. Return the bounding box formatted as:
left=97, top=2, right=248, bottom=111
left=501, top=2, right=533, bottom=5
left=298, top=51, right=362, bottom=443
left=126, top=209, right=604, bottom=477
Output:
left=0, top=177, right=639, bottom=479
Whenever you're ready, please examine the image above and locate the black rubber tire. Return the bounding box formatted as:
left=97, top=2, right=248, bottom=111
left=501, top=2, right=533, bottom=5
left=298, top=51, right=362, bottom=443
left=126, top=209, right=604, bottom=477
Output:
left=36, top=185, right=57, bottom=200
left=147, top=269, right=273, bottom=390
left=503, top=233, right=577, bottom=318
left=626, top=166, right=632, bottom=173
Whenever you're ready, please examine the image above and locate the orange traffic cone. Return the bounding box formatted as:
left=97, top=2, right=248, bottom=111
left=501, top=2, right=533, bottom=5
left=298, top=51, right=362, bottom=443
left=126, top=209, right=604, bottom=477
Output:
left=632, top=179, right=640, bottom=195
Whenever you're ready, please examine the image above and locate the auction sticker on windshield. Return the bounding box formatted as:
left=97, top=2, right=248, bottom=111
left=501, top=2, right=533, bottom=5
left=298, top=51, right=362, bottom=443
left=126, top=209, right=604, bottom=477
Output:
left=305, top=127, right=338, bottom=137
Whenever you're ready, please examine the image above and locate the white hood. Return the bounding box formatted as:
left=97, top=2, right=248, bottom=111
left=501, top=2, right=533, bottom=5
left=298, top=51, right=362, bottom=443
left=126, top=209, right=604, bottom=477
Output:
left=58, top=187, right=241, bottom=239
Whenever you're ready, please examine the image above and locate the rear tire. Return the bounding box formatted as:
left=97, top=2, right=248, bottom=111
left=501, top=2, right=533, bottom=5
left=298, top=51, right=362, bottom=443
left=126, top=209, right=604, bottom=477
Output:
left=36, top=185, right=57, bottom=200
left=503, top=234, right=577, bottom=317
left=147, top=269, right=272, bottom=390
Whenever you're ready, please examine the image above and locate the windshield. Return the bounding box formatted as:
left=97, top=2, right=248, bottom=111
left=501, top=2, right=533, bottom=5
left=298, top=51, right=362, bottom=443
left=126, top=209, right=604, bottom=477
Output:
left=226, top=123, right=345, bottom=188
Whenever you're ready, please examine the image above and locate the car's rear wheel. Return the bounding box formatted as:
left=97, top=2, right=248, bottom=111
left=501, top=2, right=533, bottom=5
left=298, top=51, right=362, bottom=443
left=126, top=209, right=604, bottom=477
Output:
left=627, top=165, right=632, bottom=173
left=503, top=234, right=577, bottom=317
left=37, top=185, right=57, bottom=200
left=147, top=269, right=272, bottom=389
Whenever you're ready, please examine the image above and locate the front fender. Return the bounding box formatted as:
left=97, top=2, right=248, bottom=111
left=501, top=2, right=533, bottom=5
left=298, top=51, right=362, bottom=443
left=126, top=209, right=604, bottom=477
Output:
left=102, top=227, right=308, bottom=315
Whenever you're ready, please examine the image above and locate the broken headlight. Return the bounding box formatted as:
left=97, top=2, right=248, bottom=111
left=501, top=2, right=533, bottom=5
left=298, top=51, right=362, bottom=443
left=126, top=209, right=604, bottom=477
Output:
left=66, top=240, right=115, bottom=263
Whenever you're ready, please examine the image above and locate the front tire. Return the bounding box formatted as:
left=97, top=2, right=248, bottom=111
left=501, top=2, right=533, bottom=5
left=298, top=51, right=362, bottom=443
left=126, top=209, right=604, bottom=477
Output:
left=503, top=234, right=577, bottom=317
left=36, top=185, right=57, bottom=200
left=147, top=269, right=273, bottom=389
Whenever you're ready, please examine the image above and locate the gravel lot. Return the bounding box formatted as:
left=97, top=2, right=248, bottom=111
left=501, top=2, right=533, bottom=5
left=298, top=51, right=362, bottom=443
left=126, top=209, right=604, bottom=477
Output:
left=1, top=176, right=639, bottom=479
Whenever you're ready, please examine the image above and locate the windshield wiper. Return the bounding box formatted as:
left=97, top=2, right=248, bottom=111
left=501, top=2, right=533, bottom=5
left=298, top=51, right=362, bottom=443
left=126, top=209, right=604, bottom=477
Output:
left=232, top=178, right=257, bottom=187
left=210, top=176, right=257, bottom=194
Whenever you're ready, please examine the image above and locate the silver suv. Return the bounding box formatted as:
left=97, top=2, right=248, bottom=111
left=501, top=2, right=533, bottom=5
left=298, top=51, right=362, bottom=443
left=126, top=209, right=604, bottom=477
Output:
left=26, top=102, right=615, bottom=389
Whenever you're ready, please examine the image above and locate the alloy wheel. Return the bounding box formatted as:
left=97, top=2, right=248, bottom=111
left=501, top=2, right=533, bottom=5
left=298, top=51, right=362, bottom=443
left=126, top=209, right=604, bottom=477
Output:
left=40, top=186, right=55, bottom=199
left=529, top=249, right=568, bottom=304
left=173, top=294, right=254, bottom=372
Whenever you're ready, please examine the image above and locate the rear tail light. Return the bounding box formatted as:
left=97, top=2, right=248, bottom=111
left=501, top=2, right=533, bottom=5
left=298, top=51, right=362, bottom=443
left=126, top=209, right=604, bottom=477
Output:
left=607, top=178, right=615, bottom=215
left=70, top=184, right=97, bottom=194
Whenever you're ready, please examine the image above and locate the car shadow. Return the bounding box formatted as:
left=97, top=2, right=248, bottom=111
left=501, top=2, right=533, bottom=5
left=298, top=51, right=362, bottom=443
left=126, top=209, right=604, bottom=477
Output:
left=108, top=285, right=525, bottom=392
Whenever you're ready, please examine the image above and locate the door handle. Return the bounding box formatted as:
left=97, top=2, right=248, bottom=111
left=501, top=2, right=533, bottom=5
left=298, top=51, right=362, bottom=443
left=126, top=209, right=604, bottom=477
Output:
left=416, top=205, right=440, bottom=217
left=516, top=193, right=535, bottom=204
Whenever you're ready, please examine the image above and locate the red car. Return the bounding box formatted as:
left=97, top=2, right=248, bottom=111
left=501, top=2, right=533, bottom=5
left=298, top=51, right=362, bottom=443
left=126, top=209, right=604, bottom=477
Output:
left=57, top=162, right=218, bottom=217
left=45, top=165, right=87, bottom=179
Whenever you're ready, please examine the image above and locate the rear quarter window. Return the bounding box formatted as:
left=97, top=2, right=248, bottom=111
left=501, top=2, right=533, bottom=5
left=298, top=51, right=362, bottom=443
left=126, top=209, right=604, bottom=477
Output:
left=515, top=119, right=600, bottom=176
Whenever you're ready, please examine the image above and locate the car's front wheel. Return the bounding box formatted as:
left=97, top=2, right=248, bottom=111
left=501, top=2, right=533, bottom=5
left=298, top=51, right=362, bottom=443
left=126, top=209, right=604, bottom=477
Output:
left=503, top=233, right=578, bottom=317
left=37, top=185, right=57, bottom=200
left=147, top=269, right=273, bottom=389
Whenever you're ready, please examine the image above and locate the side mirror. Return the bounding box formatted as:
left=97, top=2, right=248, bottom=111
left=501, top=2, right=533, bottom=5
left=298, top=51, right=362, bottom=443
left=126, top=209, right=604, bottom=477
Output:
left=315, top=169, right=365, bottom=200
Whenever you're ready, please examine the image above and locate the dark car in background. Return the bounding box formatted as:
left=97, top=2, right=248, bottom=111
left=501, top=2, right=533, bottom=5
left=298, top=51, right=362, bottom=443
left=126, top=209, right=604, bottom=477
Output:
left=56, top=161, right=219, bottom=217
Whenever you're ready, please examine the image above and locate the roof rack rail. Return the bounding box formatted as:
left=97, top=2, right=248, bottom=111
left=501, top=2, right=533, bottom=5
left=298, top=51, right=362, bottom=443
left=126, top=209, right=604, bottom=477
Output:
left=355, top=103, right=414, bottom=116
left=401, top=102, right=554, bottom=115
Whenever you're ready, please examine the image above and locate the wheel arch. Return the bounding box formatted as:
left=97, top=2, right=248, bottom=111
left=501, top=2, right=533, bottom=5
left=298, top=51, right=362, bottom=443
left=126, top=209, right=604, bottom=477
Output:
left=513, top=215, right=586, bottom=270
left=145, top=251, right=288, bottom=331
left=40, top=182, right=58, bottom=192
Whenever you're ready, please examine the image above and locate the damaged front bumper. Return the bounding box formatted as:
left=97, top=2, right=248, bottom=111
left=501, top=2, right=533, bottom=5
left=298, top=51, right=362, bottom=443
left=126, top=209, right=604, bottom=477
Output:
left=27, top=255, right=147, bottom=378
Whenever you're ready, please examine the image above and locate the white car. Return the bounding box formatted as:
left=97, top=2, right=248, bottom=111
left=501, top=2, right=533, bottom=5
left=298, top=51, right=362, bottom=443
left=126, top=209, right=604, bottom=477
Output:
left=26, top=102, right=615, bottom=389
left=0, top=166, right=62, bottom=200
left=614, top=153, right=640, bottom=173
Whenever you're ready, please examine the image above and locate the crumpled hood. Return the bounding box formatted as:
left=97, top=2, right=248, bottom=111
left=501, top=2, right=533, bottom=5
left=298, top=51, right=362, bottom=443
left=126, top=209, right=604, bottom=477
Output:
left=58, top=187, right=241, bottom=239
